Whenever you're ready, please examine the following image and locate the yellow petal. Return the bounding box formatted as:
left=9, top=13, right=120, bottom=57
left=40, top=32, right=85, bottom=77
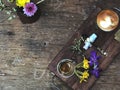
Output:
left=16, top=0, right=30, bottom=7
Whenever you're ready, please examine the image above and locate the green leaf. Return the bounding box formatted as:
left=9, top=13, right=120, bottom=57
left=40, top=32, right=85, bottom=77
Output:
left=8, top=16, right=13, bottom=20
left=12, top=15, right=16, bottom=18
left=0, top=6, right=3, bottom=11
left=12, top=7, right=16, bottom=12
left=6, top=11, right=12, bottom=15
left=7, top=0, right=14, bottom=3
left=0, top=0, right=2, bottom=4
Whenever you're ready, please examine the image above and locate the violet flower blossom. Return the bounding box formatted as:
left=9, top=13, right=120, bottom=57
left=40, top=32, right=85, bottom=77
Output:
left=23, top=2, right=37, bottom=17
left=89, top=51, right=100, bottom=66
left=89, top=51, right=101, bottom=78
left=91, top=68, right=100, bottom=78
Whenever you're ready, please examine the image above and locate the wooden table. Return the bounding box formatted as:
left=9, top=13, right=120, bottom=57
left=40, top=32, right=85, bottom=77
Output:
left=48, top=0, right=120, bottom=90
left=0, top=0, right=120, bottom=90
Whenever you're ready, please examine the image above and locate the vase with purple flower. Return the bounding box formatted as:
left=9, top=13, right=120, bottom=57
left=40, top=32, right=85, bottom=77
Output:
left=17, top=0, right=44, bottom=24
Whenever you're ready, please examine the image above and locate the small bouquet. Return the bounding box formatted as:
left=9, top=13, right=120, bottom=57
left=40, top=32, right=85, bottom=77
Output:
left=0, top=0, right=44, bottom=20
left=89, top=51, right=101, bottom=78
left=74, top=57, right=90, bottom=83
left=74, top=51, right=100, bottom=83
left=16, top=0, right=44, bottom=17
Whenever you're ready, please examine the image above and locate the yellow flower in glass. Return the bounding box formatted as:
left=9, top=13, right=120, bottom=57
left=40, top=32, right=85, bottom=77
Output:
left=16, top=0, right=30, bottom=7
left=80, top=70, right=89, bottom=83
left=83, top=58, right=89, bottom=69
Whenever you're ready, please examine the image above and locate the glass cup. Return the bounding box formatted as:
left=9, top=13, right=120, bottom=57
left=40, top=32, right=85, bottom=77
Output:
left=97, top=9, right=119, bottom=32
left=57, top=59, right=75, bottom=78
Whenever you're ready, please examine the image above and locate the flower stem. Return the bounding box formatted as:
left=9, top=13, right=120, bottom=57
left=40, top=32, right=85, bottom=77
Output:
left=74, top=69, right=80, bottom=78
left=75, top=62, right=83, bottom=68
left=36, top=0, right=44, bottom=5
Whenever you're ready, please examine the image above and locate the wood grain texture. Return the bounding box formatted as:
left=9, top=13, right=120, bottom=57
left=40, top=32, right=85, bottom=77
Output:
left=48, top=0, right=120, bottom=90
left=0, top=0, right=120, bottom=90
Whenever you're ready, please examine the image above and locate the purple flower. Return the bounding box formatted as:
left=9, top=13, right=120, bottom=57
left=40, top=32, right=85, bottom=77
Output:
left=89, top=51, right=101, bottom=78
left=23, top=2, right=37, bottom=17
left=89, top=51, right=100, bottom=66
left=91, top=68, right=100, bottom=78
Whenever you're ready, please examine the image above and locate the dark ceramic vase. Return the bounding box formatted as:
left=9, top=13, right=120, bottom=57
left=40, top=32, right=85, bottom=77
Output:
left=17, top=6, right=41, bottom=24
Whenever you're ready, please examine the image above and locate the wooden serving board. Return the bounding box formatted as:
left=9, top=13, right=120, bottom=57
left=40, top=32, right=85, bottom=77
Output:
left=48, top=0, right=120, bottom=90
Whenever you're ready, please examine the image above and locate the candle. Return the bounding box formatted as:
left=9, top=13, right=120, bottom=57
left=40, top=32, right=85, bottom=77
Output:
left=97, top=9, right=119, bottom=31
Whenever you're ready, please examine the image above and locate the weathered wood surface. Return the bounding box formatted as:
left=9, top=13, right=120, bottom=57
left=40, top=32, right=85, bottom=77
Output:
left=48, top=0, right=120, bottom=90
left=0, top=0, right=119, bottom=90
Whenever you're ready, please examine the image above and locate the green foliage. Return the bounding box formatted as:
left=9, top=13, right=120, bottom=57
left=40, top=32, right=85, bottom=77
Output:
left=0, top=0, right=16, bottom=20
left=7, top=0, right=15, bottom=3
left=71, top=38, right=82, bottom=53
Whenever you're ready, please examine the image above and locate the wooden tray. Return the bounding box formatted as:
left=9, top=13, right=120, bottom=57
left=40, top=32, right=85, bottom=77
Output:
left=48, top=0, right=120, bottom=90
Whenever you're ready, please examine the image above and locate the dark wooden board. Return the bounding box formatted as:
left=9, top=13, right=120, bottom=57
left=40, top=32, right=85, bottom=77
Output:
left=48, top=0, right=120, bottom=90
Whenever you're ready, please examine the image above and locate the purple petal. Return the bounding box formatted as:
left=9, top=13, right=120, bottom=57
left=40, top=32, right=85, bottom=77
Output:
left=23, top=2, right=38, bottom=17
left=95, top=62, right=99, bottom=67
left=90, top=56, right=96, bottom=62
left=90, top=51, right=96, bottom=57
left=97, top=55, right=101, bottom=60
left=91, top=69, right=100, bottom=78
left=89, top=60, right=94, bottom=66
left=90, top=51, right=101, bottom=62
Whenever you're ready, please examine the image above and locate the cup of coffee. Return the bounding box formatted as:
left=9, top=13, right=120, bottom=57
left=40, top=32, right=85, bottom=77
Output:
left=57, top=59, right=75, bottom=78
left=97, top=9, right=119, bottom=32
